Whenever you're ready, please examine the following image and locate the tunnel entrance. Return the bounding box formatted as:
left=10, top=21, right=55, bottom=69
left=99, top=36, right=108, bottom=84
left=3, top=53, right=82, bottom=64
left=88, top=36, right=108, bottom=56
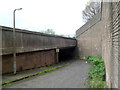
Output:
left=58, top=47, right=76, bottom=62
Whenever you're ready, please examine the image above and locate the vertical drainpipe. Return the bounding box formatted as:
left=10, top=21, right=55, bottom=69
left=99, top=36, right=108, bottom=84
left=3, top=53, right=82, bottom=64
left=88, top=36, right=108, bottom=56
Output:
left=56, top=49, right=59, bottom=63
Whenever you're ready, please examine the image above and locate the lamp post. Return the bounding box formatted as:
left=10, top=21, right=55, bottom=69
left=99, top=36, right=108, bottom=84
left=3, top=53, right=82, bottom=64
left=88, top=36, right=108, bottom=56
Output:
left=13, top=8, right=22, bottom=74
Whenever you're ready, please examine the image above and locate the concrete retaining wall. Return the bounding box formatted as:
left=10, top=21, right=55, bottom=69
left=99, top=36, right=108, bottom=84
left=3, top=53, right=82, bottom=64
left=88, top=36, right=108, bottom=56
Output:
left=76, top=12, right=102, bottom=57
left=1, top=26, right=77, bottom=74
left=76, top=2, right=120, bottom=88
left=111, top=2, right=120, bottom=88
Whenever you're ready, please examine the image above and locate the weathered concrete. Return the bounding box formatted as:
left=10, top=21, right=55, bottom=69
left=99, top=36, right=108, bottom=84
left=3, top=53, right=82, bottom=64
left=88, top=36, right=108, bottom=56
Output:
left=3, top=60, right=90, bottom=88
left=76, top=2, right=120, bottom=88
left=1, top=26, right=76, bottom=55
left=76, top=12, right=102, bottom=57
left=1, top=26, right=77, bottom=74
left=111, top=2, right=120, bottom=88
left=101, top=2, right=112, bottom=88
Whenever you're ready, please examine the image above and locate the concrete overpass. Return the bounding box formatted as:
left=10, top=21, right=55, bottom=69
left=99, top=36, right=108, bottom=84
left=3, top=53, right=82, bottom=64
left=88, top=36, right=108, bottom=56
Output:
left=1, top=26, right=77, bottom=74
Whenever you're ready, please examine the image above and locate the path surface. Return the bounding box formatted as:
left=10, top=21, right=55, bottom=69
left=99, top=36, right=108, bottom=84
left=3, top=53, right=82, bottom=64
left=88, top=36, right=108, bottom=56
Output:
left=3, top=60, right=90, bottom=88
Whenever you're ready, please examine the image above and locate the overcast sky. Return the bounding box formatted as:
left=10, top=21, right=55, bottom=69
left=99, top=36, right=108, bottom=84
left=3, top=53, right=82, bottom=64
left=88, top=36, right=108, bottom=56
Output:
left=0, top=0, right=89, bottom=36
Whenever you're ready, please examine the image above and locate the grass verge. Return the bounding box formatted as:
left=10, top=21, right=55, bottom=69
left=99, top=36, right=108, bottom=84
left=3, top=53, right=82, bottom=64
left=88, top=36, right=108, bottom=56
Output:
left=82, top=56, right=107, bottom=88
left=1, top=63, right=69, bottom=86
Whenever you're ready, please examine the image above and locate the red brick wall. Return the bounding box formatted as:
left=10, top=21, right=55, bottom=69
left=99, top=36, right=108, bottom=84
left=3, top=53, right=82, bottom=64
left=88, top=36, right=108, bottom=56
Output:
left=2, top=49, right=56, bottom=74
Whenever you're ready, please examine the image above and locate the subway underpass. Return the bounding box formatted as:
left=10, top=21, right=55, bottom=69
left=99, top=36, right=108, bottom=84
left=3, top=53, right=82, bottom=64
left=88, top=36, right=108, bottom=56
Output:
left=2, top=26, right=77, bottom=74
left=59, top=47, right=76, bottom=62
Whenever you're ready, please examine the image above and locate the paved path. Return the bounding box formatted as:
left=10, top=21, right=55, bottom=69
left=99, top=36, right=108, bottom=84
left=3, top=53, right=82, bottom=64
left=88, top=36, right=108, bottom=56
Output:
left=3, top=62, right=67, bottom=83
left=3, top=60, right=90, bottom=88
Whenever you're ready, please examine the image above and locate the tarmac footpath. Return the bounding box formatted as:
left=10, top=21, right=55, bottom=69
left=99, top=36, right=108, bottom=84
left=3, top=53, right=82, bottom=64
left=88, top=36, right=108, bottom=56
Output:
left=2, top=59, right=90, bottom=88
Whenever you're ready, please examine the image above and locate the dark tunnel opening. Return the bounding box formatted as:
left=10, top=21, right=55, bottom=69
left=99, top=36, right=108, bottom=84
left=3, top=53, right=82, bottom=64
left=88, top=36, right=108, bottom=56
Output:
left=59, top=47, right=76, bottom=62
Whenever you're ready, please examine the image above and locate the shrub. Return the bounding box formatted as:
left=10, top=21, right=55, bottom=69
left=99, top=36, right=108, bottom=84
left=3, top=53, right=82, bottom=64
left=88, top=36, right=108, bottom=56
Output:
left=85, top=56, right=107, bottom=88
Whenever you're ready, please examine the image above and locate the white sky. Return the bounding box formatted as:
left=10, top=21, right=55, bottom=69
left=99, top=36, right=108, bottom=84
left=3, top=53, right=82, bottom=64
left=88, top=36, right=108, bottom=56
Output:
left=0, top=0, right=89, bottom=36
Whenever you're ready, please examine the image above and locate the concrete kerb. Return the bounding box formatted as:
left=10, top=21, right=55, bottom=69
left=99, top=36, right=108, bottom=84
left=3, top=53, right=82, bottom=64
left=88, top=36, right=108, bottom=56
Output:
left=1, top=63, right=69, bottom=86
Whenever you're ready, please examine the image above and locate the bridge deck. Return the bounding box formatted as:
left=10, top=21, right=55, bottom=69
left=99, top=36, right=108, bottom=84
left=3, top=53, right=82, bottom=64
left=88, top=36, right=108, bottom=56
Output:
left=1, top=26, right=77, bottom=74
left=1, top=26, right=76, bottom=55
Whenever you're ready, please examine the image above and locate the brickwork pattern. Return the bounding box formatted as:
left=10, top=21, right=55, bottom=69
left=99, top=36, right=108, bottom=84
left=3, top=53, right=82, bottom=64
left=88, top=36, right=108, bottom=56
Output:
left=2, top=50, right=56, bottom=74
left=111, top=2, right=120, bottom=88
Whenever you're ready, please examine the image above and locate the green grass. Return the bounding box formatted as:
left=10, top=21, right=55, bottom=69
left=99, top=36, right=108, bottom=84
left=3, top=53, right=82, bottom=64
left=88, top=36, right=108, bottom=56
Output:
left=84, top=56, right=107, bottom=88
left=2, top=81, right=12, bottom=85
left=38, top=65, right=68, bottom=75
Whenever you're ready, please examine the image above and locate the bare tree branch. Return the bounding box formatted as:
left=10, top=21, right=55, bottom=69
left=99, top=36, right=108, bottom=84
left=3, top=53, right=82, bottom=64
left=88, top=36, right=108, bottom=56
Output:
left=82, top=0, right=101, bottom=23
